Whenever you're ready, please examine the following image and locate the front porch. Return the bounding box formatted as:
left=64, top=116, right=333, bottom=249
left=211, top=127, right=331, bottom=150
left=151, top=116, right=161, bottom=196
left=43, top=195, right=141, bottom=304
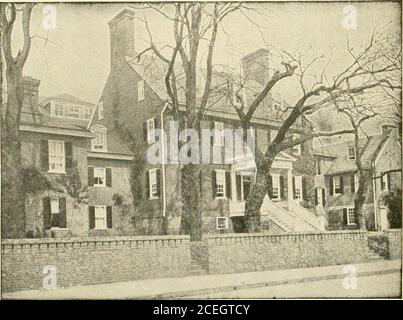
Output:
left=228, top=152, right=324, bottom=232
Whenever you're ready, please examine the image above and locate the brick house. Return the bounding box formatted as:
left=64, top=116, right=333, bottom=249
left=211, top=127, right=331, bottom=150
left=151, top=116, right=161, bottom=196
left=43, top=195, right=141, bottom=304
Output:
left=89, top=9, right=324, bottom=235
left=18, top=77, right=135, bottom=238
left=313, top=125, right=401, bottom=231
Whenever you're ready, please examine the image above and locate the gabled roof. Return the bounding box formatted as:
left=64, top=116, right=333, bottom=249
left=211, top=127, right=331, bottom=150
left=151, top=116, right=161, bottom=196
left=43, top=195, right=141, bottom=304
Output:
left=40, top=93, right=95, bottom=107
left=125, top=54, right=301, bottom=127
left=313, top=134, right=390, bottom=174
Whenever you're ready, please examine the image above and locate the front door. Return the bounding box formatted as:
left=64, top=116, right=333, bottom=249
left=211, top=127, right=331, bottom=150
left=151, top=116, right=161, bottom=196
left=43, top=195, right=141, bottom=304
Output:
left=242, top=175, right=251, bottom=201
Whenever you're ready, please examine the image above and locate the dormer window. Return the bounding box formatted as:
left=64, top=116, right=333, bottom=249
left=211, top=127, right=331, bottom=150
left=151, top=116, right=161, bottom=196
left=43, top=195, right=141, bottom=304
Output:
left=138, top=80, right=145, bottom=101
left=91, top=126, right=107, bottom=152
left=98, top=101, right=104, bottom=120
left=348, top=146, right=356, bottom=160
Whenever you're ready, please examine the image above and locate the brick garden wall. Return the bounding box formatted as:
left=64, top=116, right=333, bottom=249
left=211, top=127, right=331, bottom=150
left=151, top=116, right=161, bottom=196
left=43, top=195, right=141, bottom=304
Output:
left=1, top=235, right=190, bottom=292
left=1, top=231, right=378, bottom=292
left=207, top=231, right=369, bottom=274
left=385, top=229, right=402, bottom=260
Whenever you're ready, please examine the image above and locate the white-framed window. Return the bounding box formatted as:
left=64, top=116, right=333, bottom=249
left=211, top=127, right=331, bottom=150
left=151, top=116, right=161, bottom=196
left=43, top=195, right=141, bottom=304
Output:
left=271, top=173, right=280, bottom=200
left=94, top=206, right=107, bottom=229
left=348, top=146, right=356, bottom=160
left=347, top=207, right=356, bottom=225
left=50, top=198, right=59, bottom=214
left=214, top=121, right=225, bottom=146
left=69, top=106, right=80, bottom=119
left=149, top=168, right=159, bottom=199
left=333, top=176, right=341, bottom=194
left=216, top=217, right=228, bottom=230
left=381, top=172, right=389, bottom=191
left=294, top=176, right=303, bottom=200
left=48, top=140, right=65, bottom=173
left=270, top=129, right=278, bottom=142
left=94, top=167, right=106, bottom=187
left=54, top=104, right=64, bottom=117
left=84, top=107, right=93, bottom=120
left=138, top=80, right=145, bottom=101
left=91, top=126, right=107, bottom=152
left=147, top=117, right=156, bottom=144
left=292, top=134, right=301, bottom=155
left=316, top=188, right=323, bottom=206
left=98, top=101, right=104, bottom=120
left=215, top=169, right=226, bottom=198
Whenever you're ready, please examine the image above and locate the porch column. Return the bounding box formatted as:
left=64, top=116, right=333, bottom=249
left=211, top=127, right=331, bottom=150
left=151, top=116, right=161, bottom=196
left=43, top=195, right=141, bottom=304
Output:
left=231, top=169, right=237, bottom=201
left=287, top=168, right=293, bottom=207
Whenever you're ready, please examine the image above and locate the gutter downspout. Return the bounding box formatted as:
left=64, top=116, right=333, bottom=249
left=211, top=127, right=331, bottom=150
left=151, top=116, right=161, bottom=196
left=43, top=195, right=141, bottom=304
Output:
left=161, top=102, right=171, bottom=219
left=371, top=160, right=378, bottom=230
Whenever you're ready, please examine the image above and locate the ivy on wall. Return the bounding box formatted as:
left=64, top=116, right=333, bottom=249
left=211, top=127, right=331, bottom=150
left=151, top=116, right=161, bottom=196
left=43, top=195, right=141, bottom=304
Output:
left=110, top=96, right=144, bottom=224
left=56, top=162, right=88, bottom=208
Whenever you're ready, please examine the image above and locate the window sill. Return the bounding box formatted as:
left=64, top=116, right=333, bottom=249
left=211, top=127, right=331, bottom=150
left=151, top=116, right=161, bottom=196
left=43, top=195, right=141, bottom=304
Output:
left=215, top=197, right=227, bottom=200
left=93, top=185, right=106, bottom=188
left=149, top=196, right=159, bottom=200
left=48, top=170, right=66, bottom=174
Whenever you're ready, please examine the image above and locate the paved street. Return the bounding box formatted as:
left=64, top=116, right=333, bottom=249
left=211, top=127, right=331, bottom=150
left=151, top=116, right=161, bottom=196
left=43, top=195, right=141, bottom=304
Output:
left=188, top=271, right=401, bottom=299
left=3, top=260, right=401, bottom=299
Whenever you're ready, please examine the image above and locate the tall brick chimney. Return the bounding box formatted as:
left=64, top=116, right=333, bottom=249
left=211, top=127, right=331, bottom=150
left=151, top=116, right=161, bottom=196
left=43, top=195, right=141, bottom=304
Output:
left=108, top=9, right=136, bottom=69
left=21, top=76, right=40, bottom=114
left=241, top=49, right=270, bottom=86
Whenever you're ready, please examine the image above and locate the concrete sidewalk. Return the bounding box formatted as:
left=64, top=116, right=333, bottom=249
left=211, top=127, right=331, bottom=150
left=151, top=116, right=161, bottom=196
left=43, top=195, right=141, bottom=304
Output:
left=2, top=260, right=401, bottom=300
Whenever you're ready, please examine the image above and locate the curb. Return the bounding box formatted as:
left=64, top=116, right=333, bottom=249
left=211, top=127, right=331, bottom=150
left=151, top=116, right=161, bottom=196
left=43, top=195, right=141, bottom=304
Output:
left=137, top=267, right=401, bottom=300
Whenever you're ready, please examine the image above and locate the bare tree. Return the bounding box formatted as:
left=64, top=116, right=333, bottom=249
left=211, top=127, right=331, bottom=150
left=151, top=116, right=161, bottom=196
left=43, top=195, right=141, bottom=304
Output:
left=131, top=3, right=243, bottom=241
left=1, top=3, right=35, bottom=238
left=217, top=31, right=401, bottom=232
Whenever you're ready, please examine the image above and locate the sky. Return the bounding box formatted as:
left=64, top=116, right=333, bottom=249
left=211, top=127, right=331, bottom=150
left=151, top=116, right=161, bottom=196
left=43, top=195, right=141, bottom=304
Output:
left=6, top=1, right=401, bottom=109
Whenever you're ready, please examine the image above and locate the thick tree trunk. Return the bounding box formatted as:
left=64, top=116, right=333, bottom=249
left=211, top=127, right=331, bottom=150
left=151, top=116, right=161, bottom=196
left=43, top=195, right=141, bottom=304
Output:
left=244, top=157, right=272, bottom=232
left=179, top=163, right=202, bottom=241
left=1, top=79, right=26, bottom=239
left=354, top=174, right=369, bottom=231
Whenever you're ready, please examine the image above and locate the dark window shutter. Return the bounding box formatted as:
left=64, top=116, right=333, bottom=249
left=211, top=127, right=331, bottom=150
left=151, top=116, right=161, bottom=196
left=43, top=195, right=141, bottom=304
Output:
left=65, top=141, right=73, bottom=169
left=351, top=174, right=355, bottom=193
left=88, top=167, right=94, bottom=186
left=302, top=177, right=307, bottom=201
left=236, top=174, right=242, bottom=201
left=106, top=168, right=112, bottom=187
left=314, top=188, right=318, bottom=205
left=59, top=198, right=67, bottom=228
left=279, top=175, right=285, bottom=200
left=340, top=176, right=344, bottom=194
left=88, top=206, right=95, bottom=229
left=40, top=140, right=49, bottom=172
left=154, top=117, right=158, bottom=141
left=225, top=171, right=231, bottom=199
left=146, top=170, right=150, bottom=199
left=387, top=172, right=391, bottom=191
left=292, top=176, right=296, bottom=199
left=342, top=208, right=348, bottom=225
left=380, top=172, right=384, bottom=190
left=268, top=175, right=273, bottom=198
left=43, top=197, right=51, bottom=230
left=300, top=141, right=305, bottom=155
left=143, top=121, right=148, bottom=143
left=210, top=121, right=214, bottom=145
left=212, top=170, right=217, bottom=198
left=322, top=188, right=326, bottom=206
left=329, top=176, right=334, bottom=195
left=106, top=206, right=113, bottom=228
left=156, top=169, right=161, bottom=197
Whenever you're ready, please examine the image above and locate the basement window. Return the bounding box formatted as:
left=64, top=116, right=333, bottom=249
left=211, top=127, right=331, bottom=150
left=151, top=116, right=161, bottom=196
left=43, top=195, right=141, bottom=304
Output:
left=216, top=217, right=228, bottom=230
